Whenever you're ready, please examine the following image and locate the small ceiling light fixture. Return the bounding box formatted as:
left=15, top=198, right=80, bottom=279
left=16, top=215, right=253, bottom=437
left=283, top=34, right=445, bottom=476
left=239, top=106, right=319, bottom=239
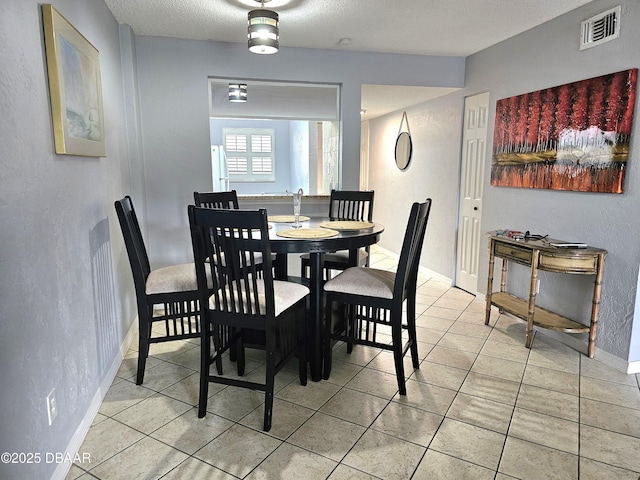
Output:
left=248, top=0, right=279, bottom=54
left=229, top=83, right=248, bottom=102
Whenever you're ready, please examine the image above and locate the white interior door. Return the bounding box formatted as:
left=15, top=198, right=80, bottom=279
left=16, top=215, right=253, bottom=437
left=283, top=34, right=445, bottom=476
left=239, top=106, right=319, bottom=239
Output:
left=455, top=92, right=490, bottom=294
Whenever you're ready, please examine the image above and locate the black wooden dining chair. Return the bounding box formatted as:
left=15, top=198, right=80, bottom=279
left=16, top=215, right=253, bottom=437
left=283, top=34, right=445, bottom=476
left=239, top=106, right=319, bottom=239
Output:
left=323, top=199, right=432, bottom=395
left=300, top=189, right=375, bottom=278
left=193, top=190, right=239, bottom=210
left=189, top=205, right=309, bottom=431
left=194, top=190, right=271, bottom=276
left=115, top=196, right=201, bottom=385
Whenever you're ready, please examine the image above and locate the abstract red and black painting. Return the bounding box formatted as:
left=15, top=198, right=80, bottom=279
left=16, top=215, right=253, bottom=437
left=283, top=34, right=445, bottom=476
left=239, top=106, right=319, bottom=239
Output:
left=491, top=69, right=637, bottom=193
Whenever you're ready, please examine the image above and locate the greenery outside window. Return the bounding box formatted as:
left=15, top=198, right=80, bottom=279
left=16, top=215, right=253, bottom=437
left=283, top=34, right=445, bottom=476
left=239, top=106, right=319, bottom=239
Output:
left=223, top=128, right=275, bottom=182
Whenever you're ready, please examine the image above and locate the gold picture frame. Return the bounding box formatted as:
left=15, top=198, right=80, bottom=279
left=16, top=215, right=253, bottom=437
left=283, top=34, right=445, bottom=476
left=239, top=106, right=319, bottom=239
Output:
left=42, top=4, right=105, bottom=157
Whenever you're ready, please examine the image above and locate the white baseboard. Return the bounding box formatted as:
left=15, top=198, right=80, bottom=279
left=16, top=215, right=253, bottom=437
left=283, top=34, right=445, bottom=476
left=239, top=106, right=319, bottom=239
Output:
left=535, top=327, right=636, bottom=374
left=51, top=319, right=138, bottom=480
left=419, top=265, right=453, bottom=286
left=373, top=245, right=453, bottom=286
left=627, top=361, right=640, bottom=374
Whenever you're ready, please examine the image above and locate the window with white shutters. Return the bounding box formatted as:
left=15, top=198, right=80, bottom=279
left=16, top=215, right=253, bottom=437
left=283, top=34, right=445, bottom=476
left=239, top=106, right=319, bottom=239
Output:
left=223, top=128, right=275, bottom=182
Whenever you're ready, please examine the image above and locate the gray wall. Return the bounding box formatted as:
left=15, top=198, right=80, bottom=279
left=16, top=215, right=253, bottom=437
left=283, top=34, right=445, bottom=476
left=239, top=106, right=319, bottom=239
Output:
left=0, top=1, right=133, bottom=479
left=470, top=0, right=640, bottom=361
left=369, top=0, right=639, bottom=361
left=131, top=36, right=465, bottom=268
left=368, top=93, right=465, bottom=280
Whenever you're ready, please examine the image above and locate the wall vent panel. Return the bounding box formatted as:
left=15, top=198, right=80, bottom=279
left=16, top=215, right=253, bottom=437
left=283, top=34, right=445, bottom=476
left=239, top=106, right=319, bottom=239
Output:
left=580, top=6, right=620, bottom=50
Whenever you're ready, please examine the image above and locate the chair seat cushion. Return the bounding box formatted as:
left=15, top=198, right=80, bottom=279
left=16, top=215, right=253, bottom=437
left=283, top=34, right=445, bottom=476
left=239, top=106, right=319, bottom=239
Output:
left=146, top=263, right=198, bottom=294
left=324, top=267, right=396, bottom=299
left=301, top=249, right=368, bottom=264
left=209, top=280, right=309, bottom=317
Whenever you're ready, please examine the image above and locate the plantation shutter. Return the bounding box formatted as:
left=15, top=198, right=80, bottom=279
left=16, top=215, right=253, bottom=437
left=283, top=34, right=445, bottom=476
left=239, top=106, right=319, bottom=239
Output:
left=223, top=129, right=275, bottom=181
left=225, top=133, right=248, bottom=174
left=250, top=134, right=273, bottom=175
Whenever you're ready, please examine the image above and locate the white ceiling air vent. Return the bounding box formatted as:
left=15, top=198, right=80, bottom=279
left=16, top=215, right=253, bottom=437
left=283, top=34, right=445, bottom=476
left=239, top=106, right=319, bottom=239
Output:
left=580, top=5, right=621, bottom=50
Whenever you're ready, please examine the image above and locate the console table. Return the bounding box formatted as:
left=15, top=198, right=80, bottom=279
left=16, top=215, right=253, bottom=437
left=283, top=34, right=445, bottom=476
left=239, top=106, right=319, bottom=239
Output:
left=484, top=233, right=606, bottom=357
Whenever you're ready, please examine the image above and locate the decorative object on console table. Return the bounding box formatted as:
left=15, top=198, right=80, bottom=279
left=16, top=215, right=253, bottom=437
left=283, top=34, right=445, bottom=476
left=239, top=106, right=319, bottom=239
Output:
left=491, top=69, right=637, bottom=193
left=484, top=232, right=606, bottom=358
left=42, top=4, right=106, bottom=157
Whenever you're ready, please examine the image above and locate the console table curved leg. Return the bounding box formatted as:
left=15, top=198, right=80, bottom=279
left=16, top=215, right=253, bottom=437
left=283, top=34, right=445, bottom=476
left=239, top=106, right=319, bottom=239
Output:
left=525, top=250, right=540, bottom=349
left=485, top=241, right=495, bottom=325
left=588, top=252, right=605, bottom=358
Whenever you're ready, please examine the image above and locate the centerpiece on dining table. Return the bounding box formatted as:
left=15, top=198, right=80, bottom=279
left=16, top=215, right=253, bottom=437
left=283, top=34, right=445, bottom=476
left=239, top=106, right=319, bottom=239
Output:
left=287, top=188, right=304, bottom=228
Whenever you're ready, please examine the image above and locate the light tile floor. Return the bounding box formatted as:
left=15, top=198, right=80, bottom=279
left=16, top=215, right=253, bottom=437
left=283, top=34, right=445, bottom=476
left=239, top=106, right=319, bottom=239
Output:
left=69, top=246, right=640, bottom=479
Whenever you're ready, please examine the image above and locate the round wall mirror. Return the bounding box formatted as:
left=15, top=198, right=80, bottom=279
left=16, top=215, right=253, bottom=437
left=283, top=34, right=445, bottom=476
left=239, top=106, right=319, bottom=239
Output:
left=395, top=132, right=412, bottom=170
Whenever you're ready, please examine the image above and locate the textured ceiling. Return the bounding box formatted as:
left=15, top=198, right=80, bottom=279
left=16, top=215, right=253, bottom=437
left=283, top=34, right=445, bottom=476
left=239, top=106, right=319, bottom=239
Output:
left=104, top=0, right=595, bottom=119
left=104, top=0, right=594, bottom=56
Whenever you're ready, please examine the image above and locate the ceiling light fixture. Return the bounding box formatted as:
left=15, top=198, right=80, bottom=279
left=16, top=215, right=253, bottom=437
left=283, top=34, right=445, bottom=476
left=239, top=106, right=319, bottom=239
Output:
left=248, top=0, right=279, bottom=54
left=229, top=83, right=248, bottom=102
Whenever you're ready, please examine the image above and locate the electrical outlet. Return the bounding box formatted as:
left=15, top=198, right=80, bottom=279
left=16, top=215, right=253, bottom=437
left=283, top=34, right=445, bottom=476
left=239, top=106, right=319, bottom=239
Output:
left=47, top=388, right=58, bottom=426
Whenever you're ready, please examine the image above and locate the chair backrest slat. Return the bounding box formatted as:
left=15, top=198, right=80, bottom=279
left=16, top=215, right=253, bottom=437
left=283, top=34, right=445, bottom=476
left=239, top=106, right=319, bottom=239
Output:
left=328, top=190, right=374, bottom=222
left=393, top=199, right=432, bottom=302
left=194, top=190, right=240, bottom=210
left=189, top=206, right=274, bottom=319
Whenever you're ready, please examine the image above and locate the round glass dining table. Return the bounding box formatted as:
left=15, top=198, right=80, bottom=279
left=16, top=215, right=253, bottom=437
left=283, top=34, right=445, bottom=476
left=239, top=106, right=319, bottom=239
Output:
left=266, top=217, right=384, bottom=381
